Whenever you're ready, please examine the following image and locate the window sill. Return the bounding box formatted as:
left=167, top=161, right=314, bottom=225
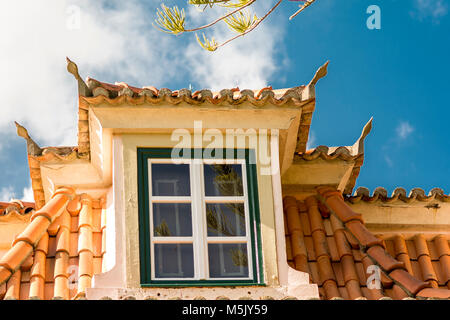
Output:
left=140, top=282, right=266, bottom=288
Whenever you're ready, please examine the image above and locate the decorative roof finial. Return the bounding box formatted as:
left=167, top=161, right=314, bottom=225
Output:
left=14, top=121, right=42, bottom=156
left=309, top=61, right=329, bottom=87
left=353, top=117, right=373, bottom=155
left=66, top=57, right=91, bottom=96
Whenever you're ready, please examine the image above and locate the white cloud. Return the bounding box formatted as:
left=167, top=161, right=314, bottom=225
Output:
left=0, top=186, right=15, bottom=202
left=306, top=130, right=317, bottom=150
left=22, top=184, right=35, bottom=202
left=1, top=1, right=284, bottom=149
left=384, top=155, right=394, bottom=168
left=0, top=183, right=35, bottom=202
left=396, top=121, right=414, bottom=139
left=411, top=0, right=448, bottom=21
left=183, top=3, right=285, bottom=90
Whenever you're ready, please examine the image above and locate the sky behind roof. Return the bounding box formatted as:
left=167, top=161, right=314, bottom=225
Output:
left=0, top=0, right=449, bottom=201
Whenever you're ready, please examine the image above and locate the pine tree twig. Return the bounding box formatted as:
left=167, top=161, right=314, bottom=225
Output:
left=289, top=0, right=317, bottom=20
left=155, top=0, right=318, bottom=51
left=215, top=0, right=283, bottom=49
left=183, top=0, right=257, bottom=33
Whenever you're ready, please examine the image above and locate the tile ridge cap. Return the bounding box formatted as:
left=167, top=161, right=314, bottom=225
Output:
left=348, top=186, right=450, bottom=203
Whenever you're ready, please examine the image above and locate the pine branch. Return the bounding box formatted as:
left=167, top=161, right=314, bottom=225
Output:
left=289, top=0, right=317, bottom=20
left=184, top=0, right=257, bottom=33
left=154, top=0, right=318, bottom=51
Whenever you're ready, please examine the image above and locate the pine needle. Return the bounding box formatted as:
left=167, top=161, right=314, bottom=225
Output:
left=153, top=4, right=186, bottom=35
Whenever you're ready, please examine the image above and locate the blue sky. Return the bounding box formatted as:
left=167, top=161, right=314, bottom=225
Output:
left=0, top=0, right=449, bottom=201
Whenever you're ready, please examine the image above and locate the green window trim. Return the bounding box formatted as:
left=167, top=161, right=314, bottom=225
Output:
left=137, top=148, right=264, bottom=287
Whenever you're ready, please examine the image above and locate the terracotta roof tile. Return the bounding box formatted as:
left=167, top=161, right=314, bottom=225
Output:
left=344, top=220, right=383, bottom=249
left=343, top=230, right=360, bottom=249
left=299, top=210, right=311, bottom=236
left=352, top=249, right=363, bottom=262
left=82, top=78, right=311, bottom=108
left=304, top=236, right=316, bottom=260
left=366, top=245, right=405, bottom=273
left=0, top=188, right=105, bottom=300
left=21, top=270, right=30, bottom=282
left=5, top=269, right=21, bottom=300
left=326, top=236, right=339, bottom=262
left=317, top=255, right=336, bottom=285
left=383, top=239, right=396, bottom=258
left=389, top=269, right=430, bottom=295
left=393, top=235, right=408, bottom=256
left=312, top=231, right=329, bottom=260
left=305, top=196, right=325, bottom=233
left=337, top=286, right=348, bottom=299
left=361, top=286, right=385, bottom=300
left=418, top=255, right=438, bottom=284
left=434, top=235, right=450, bottom=258
left=354, top=262, right=366, bottom=286
left=348, top=187, right=450, bottom=203
left=388, top=284, right=409, bottom=300
left=331, top=262, right=344, bottom=286
left=69, top=215, right=78, bottom=231
left=283, top=187, right=450, bottom=300
left=285, top=235, right=293, bottom=261
left=417, top=287, right=450, bottom=299
left=0, top=201, right=35, bottom=217
left=345, top=279, right=363, bottom=300
left=413, top=234, right=430, bottom=258
left=409, top=260, right=423, bottom=281
left=341, top=255, right=359, bottom=284
left=323, top=219, right=333, bottom=236
left=308, top=262, right=320, bottom=284
left=334, top=230, right=353, bottom=259
left=405, top=240, right=418, bottom=260
left=439, top=256, right=450, bottom=287
left=297, top=146, right=362, bottom=162
left=427, top=240, right=439, bottom=261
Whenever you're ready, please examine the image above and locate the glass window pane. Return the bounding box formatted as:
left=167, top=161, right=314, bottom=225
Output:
left=204, top=164, right=243, bottom=197
left=208, top=244, right=249, bottom=278
left=205, top=203, right=246, bottom=237
left=154, top=244, right=194, bottom=278
left=153, top=203, right=192, bottom=237
left=151, top=164, right=190, bottom=196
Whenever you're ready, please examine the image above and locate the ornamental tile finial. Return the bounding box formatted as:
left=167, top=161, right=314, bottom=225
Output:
left=66, top=57, right=92, bottom=96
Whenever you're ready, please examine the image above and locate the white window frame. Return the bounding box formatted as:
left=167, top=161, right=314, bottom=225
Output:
left=147, top=158, right=254, bottom=281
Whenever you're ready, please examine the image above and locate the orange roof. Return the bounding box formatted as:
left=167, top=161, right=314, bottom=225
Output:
left=0, top=201, right=35, bottom=217
left=283, top=187, right=450, bottom=300
left=67, top=56, right=328, bottom=109
left=348, top=187, right=450, bottom=203
left=0, top=188, right=105, bottom=300
left=83, top=78, right=309, bottom=106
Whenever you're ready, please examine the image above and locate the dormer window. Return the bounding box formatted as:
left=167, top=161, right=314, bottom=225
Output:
left=137, top=148, right=263, bottom=286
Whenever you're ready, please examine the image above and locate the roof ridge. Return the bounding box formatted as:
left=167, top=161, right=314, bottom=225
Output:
left=0, top=201, right=35, bottom=217
left=67, top=58, right=322, bottom=107
left=0, top=187, right=75, bottom=288
left=316, top=186, right=450, bottom=299
left=347, top=186, right=450, bottom=203
left=297, top=145, right=357, bottom=160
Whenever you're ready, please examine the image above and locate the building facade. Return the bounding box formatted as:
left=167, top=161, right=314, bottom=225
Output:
left=0, top=60, right=449, bottom=300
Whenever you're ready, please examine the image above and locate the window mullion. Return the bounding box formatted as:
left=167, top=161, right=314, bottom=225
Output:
left=191, top=160, right=206, bottom=280
left=148, top=159, right=155, bottom=280
left=198, top=161, right=209, bottom=280
left=241, top=162, right=254, bottom=281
